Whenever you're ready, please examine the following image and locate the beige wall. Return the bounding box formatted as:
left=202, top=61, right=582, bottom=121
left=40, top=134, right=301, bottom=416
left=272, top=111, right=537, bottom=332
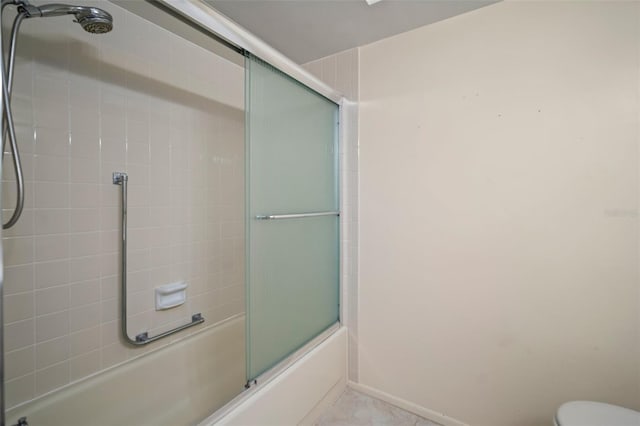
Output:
left=358, top=2, right=640, bottom=426
left=2, top=0, right=245, bottom=409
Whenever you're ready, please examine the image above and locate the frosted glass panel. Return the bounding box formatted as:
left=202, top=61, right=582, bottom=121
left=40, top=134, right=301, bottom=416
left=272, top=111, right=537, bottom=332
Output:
left=246, top=54, right=339, bottom=380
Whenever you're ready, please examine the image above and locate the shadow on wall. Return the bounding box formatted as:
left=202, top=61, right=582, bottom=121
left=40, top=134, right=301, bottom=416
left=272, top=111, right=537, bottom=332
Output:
left=16, top=32, right=243, bottom=116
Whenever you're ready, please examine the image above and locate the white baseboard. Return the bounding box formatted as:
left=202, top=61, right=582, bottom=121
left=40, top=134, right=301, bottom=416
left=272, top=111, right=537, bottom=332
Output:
left=347, top=381, right=469, bottom=426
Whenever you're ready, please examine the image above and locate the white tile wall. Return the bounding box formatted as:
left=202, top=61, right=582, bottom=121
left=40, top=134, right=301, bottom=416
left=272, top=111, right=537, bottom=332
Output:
left=303, top=48, right=360, bottom=382
left=2, top=0, right=245, bottom=409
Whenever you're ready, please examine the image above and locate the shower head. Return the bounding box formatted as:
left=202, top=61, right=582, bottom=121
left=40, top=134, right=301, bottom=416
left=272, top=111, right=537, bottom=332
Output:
left=19, top=2, right=113, bottom=33
left=73, top=7, right=113, bottom=34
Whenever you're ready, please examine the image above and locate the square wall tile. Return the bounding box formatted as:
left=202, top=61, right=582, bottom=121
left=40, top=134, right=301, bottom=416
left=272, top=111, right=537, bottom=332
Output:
left=2, top=0, right=248, bottom=409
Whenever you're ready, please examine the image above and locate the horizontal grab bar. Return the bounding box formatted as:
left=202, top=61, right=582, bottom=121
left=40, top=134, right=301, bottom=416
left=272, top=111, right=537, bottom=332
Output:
left=255, top=211, right=340, bottom=220
left=135, top=314, right=204, bottom=344
left=113, top=171, right=204, bottom=346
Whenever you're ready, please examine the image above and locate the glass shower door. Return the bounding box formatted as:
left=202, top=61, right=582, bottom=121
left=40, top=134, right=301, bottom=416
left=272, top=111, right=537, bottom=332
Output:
left=245, top=54, right=339, bottom=380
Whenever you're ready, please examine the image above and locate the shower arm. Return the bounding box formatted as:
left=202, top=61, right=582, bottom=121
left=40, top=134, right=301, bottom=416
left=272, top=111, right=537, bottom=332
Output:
left=3, top=0, right=50, bottom=19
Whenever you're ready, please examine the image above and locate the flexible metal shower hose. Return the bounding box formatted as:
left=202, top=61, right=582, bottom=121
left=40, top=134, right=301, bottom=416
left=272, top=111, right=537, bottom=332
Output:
left=0, top=5, right=27, bottom=229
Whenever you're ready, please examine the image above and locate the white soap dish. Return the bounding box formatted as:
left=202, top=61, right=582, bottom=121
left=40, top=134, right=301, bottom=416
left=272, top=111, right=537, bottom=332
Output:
left=155, top=281, right=187, bottom=310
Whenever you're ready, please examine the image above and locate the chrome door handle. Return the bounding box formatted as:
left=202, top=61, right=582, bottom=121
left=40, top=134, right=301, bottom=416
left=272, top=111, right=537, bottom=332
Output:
left=255, top=211, right=339, bottom=220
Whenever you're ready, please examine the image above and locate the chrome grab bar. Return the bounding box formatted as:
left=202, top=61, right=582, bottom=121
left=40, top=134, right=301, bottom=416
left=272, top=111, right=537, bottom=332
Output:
left=113, top=171, right=204, bottom=346
left=255, top=211, right=340, bottom=220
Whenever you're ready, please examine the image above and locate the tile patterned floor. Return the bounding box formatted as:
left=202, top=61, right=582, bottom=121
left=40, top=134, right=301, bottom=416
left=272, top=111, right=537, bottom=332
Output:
left=315, top=388, right=442, bottom=426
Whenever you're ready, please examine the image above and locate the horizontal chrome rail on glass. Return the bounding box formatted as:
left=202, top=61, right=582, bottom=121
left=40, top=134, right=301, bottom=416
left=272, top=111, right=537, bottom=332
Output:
left=113, top=171, right=204, bottom=346
left=254, top=211, right=340, bottom=220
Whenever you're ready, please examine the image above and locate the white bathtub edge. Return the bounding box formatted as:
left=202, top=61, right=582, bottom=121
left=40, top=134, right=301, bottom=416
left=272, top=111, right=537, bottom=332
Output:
left=213, top=327, right=348, bottom=426
left=298, top=375, right=347, bottom=425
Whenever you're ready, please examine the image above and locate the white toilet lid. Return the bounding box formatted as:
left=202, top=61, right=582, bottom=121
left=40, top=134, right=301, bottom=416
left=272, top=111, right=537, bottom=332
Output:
left=556, top=401, right=640, bottom=426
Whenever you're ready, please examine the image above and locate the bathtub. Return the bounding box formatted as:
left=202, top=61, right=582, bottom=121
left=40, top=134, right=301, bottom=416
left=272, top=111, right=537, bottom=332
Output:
left=207, top=326, right=347, bottom=426
left=5, top=318, right=348, bottom=426
left=6, top=316, right=246, bottom=426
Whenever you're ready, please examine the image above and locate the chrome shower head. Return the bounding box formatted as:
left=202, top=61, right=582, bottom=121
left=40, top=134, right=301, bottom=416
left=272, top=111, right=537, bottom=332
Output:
left=20, top=2, right=113, bottom=33
left=73, top=7, right=112, bottom=34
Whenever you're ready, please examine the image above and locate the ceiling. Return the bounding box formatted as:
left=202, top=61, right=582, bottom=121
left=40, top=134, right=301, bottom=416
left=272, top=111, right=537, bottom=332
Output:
left=206, top=0, right=498, bottom=64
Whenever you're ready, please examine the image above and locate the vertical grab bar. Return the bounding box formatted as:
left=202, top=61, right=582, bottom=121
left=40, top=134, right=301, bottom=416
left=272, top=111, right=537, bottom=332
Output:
left=113, top=172, right=204, bottom=346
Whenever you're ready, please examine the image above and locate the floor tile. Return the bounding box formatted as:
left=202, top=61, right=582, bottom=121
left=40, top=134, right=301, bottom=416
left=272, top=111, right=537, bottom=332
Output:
left=315, top=388, right=441, bottom=426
